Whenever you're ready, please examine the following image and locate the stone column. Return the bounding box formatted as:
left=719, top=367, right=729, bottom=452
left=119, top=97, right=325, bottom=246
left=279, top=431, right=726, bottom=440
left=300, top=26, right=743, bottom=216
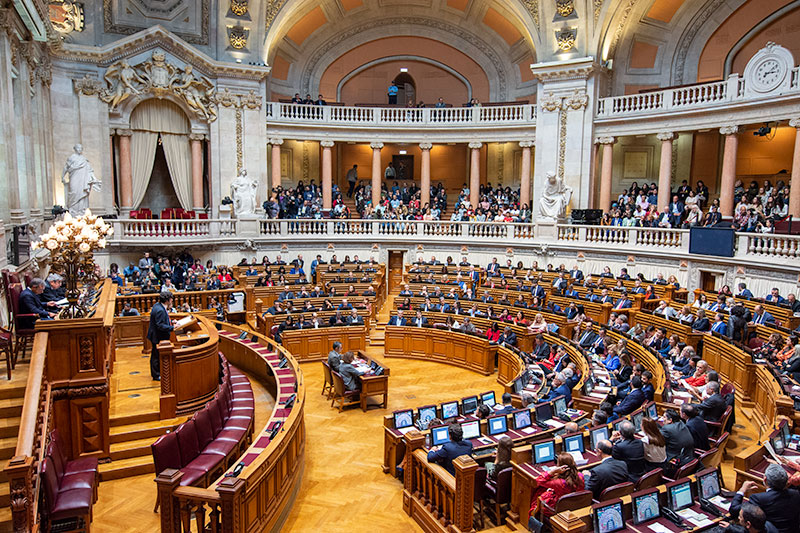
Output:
left=719, top=125, right=739, bottom=217
left=321, top=140, right=334, bottom=210
left=596, top=137, right=616, bottom=212
left=117, top=129, right=133, bottom=211
left=189, top=134, right=205, bottom=210
left=269, top=138, right=283, bottom=190
left=519, top=141, right=534, bottom=208
left=789, top=119, right=800, bottom=218
left=419, top=142, right=432, bottom=207
left=371, top=142, right=384, bottom=207
left=656, top=132, right=675, bottom=210
left=468, top=142, right=482, bottom=207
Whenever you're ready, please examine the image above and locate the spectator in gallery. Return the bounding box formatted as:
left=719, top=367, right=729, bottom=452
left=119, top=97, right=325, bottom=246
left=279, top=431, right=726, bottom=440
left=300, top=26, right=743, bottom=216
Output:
left=387, top=81, right=399, bottom=105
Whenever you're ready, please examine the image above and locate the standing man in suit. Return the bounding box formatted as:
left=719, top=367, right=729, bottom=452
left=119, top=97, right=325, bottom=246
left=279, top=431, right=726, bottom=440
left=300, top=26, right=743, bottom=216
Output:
left=18, top=279, right=56, bottom=329
left=611, top=421, right=646, bottom=480
left=147, top=292, right=175, bottom=381
left=427, top=423, right=473, bottom=475
left=731, top=464, right=800, bottom=533
left=585, top=440, right=629, bottom=500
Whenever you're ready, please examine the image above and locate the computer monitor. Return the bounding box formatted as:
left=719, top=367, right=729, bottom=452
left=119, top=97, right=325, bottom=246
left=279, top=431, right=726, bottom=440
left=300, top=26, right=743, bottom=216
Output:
left=513, top=377, right=524, bottom=394
left=487, top=415, right=507, bottom=436
left=696, top=468, right=721, bottom=500
left=592, top=500, right=625, bottom=533
left=430, top=425, right=450, bottom=446
left=668, top=480, right=693, bottom=511
left=647, top=403, right=658, bottom=419
left=563, top=433, right=585, bottom=454
left=583, top=378, right=595, bottom=395
left=513, top=409, right=532, bottom=430
left=417, top=405, right=437, bottom=430
left=782, top=421, right=792, bottom=444
left=461, top=419, right=481, bottom=440
left=370, top=360, right=378, bottom=371
left=590, top=426, right=610, bottom=451
left=533, top=440, right=556, bottom=464
left=631, top=489, right=661, bottom=525
left=461, top=396, right=478, bottom=415
left=772, top=434, right=785, bottom=455
left=632, top=411, right=644, bottom=431
left=481, top=391, right=496, bottom=408
left=534, top=402, right=553, bottom=423
left=441, top=401, right=459, bottom=420
left=393, top=409, right=413, bottom=429
left=553, top=396, right=567, bottom=415
left=612, top=418, right=625, bottom=432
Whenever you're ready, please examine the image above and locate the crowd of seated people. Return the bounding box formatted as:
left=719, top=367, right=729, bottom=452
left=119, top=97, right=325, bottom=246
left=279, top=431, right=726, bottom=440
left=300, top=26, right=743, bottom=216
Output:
left=450, top=183, right=530, bottom=223
left=109, top=252, right=240, bottom=296
left=732, top=178, right=792, bottom=232
left=351, top=180, right=447, bottom=221
left=603, top=180, right=721, bottom=229
left=262, top=182, right=324, bottom=219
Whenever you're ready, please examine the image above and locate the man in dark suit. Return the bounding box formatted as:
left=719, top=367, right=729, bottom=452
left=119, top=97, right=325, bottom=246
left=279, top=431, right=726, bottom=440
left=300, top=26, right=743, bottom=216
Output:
left=576, top=324, right=598, bottom=350
left=147, top=292, right=174, bottom=381
left=611, top=421, right=646, bottom=480
left=698, top=381, right=727, bottom=421
left=498, top=326, right=517, bottom=347
left=427, top=423, right=474, bottom=475
left=412, top=310, right=428, bottom=328
left=585, top=440, right=629, bottom=500
left=569, top=265, right=584, bottom=281
left=749, top=304, right=776, bottom=326
left=530, top=281, right=546, bottom=300
left=543, top=373, right=572, bottom=405
left=495, top=393, right=515, bottom=415
left=731, top=464, right=800, bottom=533
left=612, top=376, right=645, bottom=419
left=531, top=334, right=551, bottom=360
left=327, top=342, right=343, bottom=372
left=19, top=278, right=56, bottom=329
left=40, top=274, right=65, bottom=307
left=614, top=291, right=632, bottom=310
left=668, top=195, right=685, bottom=227
left=681, top=403, right=709, bottom=451
left=660, top=409, right=695, bottom=462
left=691, top=308, right=711, bottom=332
left=388, top=310, right=407, bottom=326
left=486, top=258, right=500, bottom=276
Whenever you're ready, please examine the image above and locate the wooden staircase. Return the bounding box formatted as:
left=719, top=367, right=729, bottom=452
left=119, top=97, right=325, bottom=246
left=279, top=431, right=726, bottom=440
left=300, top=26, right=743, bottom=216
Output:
left=98, top=411, right=187, bottom=481
left=0, top=382, right=26, bottom=532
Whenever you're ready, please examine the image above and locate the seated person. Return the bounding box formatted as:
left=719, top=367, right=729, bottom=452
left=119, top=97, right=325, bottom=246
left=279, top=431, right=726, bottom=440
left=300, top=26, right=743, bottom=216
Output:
left=338, top=298, right=353, bottom=310
left=765, top=287, right=786, bottom=305
left=660, top=409, right=695, bottom=463
left=388, top=310, right=407, bottom=326
left=680, top=359, right=709, bottom=389
left=426, top=422, right=473, bottom=475
left=731, top=465, right=800, bottom=533
left=611, top=420, right=646, bottom=480
left=498, top=326, right=517, bottom=347
left=612, top=376, right=645, bottom=419
left=698, top=381, right=727, bottom=421
left=363, top=285, right=376, bottom=296
left=691, top=308, right=711, bottom=332
left=327, top=342, right=342, bottom=371
left=329, top=311, right=347, bottom=326
left=584, top=440, right=629, bottom=500
left=40, top=274, right=65, bottom=307
left=338, top=351, right=361, bottom=392
left=19, top=278, right=56, bottom=328
left=681, top=404, right=708, bottom=452
left=495, top=392, right=515, bottom=415
left=529, top=452, right=585, bottom=525
left=543, top=373, right=572, bottom=404
left=411, top=310, right=428, bottom=328
left=749, top=304, right=776, bottom=326
left=348, top=309, right=364, bottom=325
left=120, top=301, right=140, bottom=316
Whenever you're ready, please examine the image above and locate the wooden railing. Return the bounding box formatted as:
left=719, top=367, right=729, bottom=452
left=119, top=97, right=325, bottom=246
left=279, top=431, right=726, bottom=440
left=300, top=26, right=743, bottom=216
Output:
left=115, top=288, right=251, bottom=315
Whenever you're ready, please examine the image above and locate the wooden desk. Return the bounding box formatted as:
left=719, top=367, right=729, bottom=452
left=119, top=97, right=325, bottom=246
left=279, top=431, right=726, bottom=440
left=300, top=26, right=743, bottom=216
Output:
left=355, top=351, right=390, bottom=412
left=384, top=325, right=495, bottom=375
left=281, top=325, right=366, bottom=362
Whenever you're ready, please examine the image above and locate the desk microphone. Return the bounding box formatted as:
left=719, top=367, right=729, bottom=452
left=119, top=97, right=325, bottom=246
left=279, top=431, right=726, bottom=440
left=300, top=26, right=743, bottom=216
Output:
left=283, top=393, right=297, bottom=409
left=269, top=422, right=282, bottom=439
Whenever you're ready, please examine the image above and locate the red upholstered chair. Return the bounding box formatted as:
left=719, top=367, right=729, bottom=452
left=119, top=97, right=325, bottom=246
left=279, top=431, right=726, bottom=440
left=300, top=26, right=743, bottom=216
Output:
left=129, top=210, right=139, bottom=219
left=139, top=208, right=153, bottom=219
left=537, top=490, right=593, bottom=526
left=473, top=467, right=487, bottom=529
left=198, top=212, right=209, bottom=220
left=47, top=429, right=98, bottom=502
left=8, top=284, right=37, bottom=363
left=485, top=466, right=513, bottom=526
left=23, top=272, right=33, bottom=288
left=40, top=457, right=93, bottom=530
left=634, top=468, right=663, bottom=491
left=0, top=326, right=12, bottom=379
left=594, top=481, right=634, bottom=503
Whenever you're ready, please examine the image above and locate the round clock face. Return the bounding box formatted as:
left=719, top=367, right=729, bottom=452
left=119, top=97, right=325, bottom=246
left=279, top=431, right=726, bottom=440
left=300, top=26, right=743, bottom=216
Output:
left=753, top=57, right=785, bottom=91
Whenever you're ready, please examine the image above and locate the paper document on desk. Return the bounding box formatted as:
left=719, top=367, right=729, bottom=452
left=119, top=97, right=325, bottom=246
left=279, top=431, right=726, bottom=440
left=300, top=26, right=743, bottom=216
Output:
left=55, top=298, right=69, bottom=306
left=174, top=315, right=195, bottom=330
left=708, top=495, right=731, bottom=511
left=588, top=392, right=607, bottom=399
left=520, top=427, right=537, bottom=435
left=478, top=437, right=494, bottom=445
left=677, top=509, right=711, bottom=527
left=594, top=386, right=611, bottom=393
left=568, top=451, right=587, bottom=465
left=397, top=427, right=416, bottom=435
left=647, top=523, right=673, bottom=533
left=544, top=419, right=564, bottom=428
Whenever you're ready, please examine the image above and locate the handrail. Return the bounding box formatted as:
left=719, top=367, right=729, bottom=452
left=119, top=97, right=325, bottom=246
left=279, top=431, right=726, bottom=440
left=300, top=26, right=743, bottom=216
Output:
left=15, top=331, right=48, bottom=456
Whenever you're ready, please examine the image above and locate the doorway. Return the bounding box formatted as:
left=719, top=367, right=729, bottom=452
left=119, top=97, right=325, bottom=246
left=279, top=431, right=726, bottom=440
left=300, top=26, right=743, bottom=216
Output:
left=388, top=250, right=405, bottom=293
left=393, top=73, right=416, bottom=106
left=392, top=155, right=414, bottom=181
left=699, top=271, right=721, bottom=293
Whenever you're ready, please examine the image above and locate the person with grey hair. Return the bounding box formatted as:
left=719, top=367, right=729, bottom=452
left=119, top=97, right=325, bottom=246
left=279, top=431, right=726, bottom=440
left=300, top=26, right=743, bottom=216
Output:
left=699, top=380, right=727, bottom=421
left=543, top=372, right=572, bottom=404
left=19, top=278, right=56, bottom=328
left=731, top=463, right=800, bottom=533
left=40, top=273, right=65, bottom=307
left=327, top=341, right=343, bottom=372
left=584, top=439, right=629, bottom=499
left=611, top=420, right=646, bottom=480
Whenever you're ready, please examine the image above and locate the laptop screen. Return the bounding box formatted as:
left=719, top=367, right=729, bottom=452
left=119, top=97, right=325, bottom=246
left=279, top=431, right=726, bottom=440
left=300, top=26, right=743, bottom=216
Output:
left=393, top=409, right=413, bottom=429
left=632, top=490, right=661, bottom=525
left=533, top=440, right=556, bottom=464
left=461, top=396, right=478, bottom=415
left=487, top=416, right=507, bottom=436
left=430, top=425, right=450, bottom=446
left=513, top=409, right=532, bottom=430
left=535, top=402, right=553, bottom=423
left=563, top=433, right=585, bottom=454
left=441, top=401, right=459, bottom=420
left=461, top=420, right=480, bottom=440
left=481, top=391, right=496, bottom=407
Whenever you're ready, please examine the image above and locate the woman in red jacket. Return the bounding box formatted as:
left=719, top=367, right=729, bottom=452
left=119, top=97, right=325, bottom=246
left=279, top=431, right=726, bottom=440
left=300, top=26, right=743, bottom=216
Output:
left=486, top=322, right=501, bottom=342
left=530, top=453, right=585, bottom=519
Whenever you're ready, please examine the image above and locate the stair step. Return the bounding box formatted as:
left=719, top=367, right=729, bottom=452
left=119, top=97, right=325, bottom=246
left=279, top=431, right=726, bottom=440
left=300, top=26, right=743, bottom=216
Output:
left=0, top=481, right=8, bottom=507
left=0, top=437, right=17, bottom=461
left=109, top=416, right=186, bottom=444
left=0, top=417, right=19, bottom=440
left=0, top=385, right=26, bottom=401
left=109, top=436, right=161, bottom=461
left=99, top=455, right=154, bottom=482
left=0, top=398, right=23, bottom=419
left=110, top=411, right=162, bottom=428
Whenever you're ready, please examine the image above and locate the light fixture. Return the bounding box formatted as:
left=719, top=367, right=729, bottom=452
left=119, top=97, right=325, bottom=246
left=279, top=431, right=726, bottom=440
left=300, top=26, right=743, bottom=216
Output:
left=235, top=58, right=242, bottom=63
left=400, top=68, right=408, bottom=73
left=399, top=150, right=407, bottom=155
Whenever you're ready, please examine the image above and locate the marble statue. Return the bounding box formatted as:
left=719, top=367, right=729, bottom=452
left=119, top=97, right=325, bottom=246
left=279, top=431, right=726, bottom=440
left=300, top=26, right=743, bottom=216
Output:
left=101, top=59, right=143, bottom=111
left=539, top=171, right=572, bottom=220
left=61, top=144, right=101, bottom=217
left=172, top=66, right=217, bottom=121
left=231, top=169, right=258, bottom=216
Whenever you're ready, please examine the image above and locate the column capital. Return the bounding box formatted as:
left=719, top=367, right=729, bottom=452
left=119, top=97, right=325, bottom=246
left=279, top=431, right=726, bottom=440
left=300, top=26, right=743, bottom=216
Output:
left=789, top=118, right=800, bottom=129
left=595, top=136, right=615, bottom=145
left=518, top=140, right=534, bottom=149
left=269, top=138, right=284, bottom=146
left=419, top=142, right=433, bottom=151
left=188, top=133, right=206, bottom=142
left=370, top=142, right=384, bottom=150
left=116, top=128, right=133, bottom=137
left=468, top=141, right=483, bottom=150
left=320, top=140, right=335, bottom=148
left=719, top=125, right=739, bottom=136
left=656, top=131, right=675, bottom=142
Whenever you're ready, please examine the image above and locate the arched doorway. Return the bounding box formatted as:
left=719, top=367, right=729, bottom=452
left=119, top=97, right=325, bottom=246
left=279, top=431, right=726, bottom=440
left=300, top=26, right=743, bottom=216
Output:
left=393, top=72, right=416, bottom=106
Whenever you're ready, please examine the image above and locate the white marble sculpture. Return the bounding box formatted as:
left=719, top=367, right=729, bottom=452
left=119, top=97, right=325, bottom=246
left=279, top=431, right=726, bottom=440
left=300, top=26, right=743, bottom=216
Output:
left=539, top=171, right=572, bottom=220
left=61, top=144, right=101, bottom=217
left=231, top=169, right=258, bottom=216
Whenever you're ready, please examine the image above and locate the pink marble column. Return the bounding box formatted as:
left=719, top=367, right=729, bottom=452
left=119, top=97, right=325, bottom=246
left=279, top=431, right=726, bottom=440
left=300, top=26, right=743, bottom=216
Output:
left=189, top=134, right=204, bottom=210
left=270, top=138, right=283, bottom=190
left=789, top=119, right=800, bottom=218
left=468, top=142, right=482, bottom=207
left=371, top=142, right=383, bottom=207
left=719, top=125, right=739, bottom=217
left=419, top=143, right=432, bottom=207
left=597, top=137, right=615, bottom=211
left=321, top=140, right=334, bottom=210
left=518, top=141, right=534, bottom=208
left=656, top=132, right=675, bottom=211
left=117, top=129, right=133, bottom=210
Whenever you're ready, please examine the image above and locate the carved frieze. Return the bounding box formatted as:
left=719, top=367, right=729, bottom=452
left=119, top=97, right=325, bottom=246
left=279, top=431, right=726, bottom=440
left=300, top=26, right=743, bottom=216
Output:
left=49, top=1, right=84, bottom=34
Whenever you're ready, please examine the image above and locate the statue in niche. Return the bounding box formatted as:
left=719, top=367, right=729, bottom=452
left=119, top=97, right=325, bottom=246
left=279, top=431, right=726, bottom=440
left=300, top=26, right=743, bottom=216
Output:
left=61, top=144, right=101, bottom=216
left=539, top=171, right=572, bottom=220
left=231, top=169, right=258, bottom=216
left=101, top=59, right=143, bottom=111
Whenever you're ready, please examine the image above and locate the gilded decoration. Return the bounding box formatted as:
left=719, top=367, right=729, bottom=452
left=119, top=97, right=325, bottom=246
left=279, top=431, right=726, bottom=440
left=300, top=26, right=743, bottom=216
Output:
left=555, top=28, right=576, bottom=52
left=217, top=89, right=264, bottom=174
left=555, top=0, right=574, bottom=18
left=228, top=25, right=249, bottom=50
left=49, top=1, right=84, bottom=34
left=230, top=0, right=249, bottom=16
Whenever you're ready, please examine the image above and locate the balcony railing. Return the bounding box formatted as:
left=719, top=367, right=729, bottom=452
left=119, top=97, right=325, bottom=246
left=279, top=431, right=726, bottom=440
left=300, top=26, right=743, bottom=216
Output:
left=106, top=219, right=799, bottom=265
left=265, top=102, right=537, bottom=128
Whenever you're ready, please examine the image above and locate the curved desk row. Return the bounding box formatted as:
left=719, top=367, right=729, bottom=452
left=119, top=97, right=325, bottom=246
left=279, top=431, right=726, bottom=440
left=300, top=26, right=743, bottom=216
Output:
left=384, top=325, right=496, bottom=375
left=155, top=323, right=305, bottom=533
left=281, top=324, right=367, bottom=362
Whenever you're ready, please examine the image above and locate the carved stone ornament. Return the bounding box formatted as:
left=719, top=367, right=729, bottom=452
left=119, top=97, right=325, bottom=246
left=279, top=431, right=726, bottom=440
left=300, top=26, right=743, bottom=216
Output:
left=564, top=89, right=588, bottom=110
left=541, top=92, right=561, bottom=112
left=556, top=28, right=576, bottom=52
left=228, top=25, right=249, bottom=50
left=230, top=0, right=249, bottom=16
left=656, top=131, right=676, bottom=142
left=74, top=74, right=105, bottom=96
left=719, top=125, right=739, bottom=136
left=555, top=0, right=574, bottom=18
left=216, top=88, right=262, bottom=109
left=98, top=50, right=218, bottom=122
left=49, top=1, right=84, bottom=34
